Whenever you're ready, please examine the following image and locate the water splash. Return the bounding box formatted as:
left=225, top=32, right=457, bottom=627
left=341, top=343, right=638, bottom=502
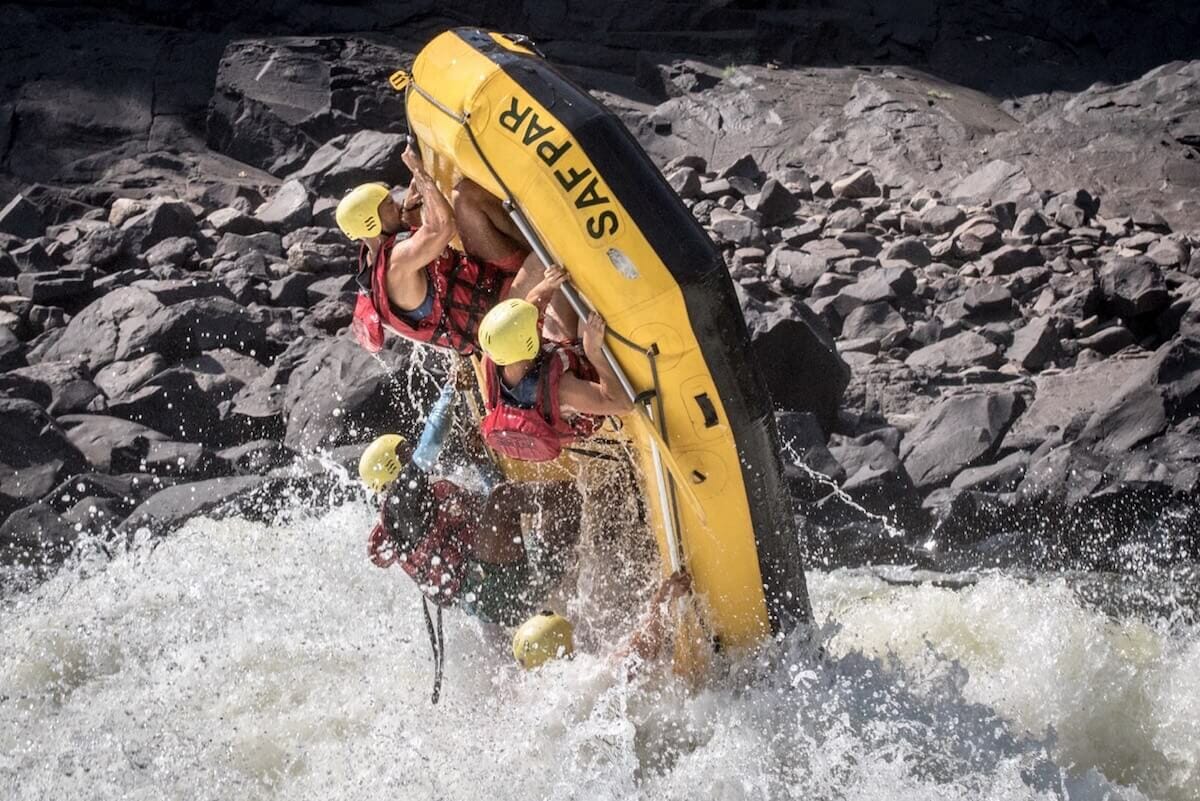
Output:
left=780, top=436, right=906, bottom=540
left=2, top=505, right=1195, bottom=801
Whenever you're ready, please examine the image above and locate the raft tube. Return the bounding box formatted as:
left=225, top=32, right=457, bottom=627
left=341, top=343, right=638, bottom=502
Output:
left=404, top=29, right=812, bottom=648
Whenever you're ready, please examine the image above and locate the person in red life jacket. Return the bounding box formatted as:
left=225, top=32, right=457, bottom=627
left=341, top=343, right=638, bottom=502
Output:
left=338, top=142, right=568, bottom=355
left=358, top=431, right=584, bottom=701
left=476, top=267, right=634, bottom=462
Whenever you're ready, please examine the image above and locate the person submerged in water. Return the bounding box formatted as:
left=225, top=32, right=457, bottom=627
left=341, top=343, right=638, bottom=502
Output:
left=475, top=266, right=633, bottom=462
left=339, top=142, right=573, bottom=355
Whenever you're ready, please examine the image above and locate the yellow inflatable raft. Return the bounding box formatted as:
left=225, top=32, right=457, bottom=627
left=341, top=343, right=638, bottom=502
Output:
left=401, top=29, right=811, bottom=649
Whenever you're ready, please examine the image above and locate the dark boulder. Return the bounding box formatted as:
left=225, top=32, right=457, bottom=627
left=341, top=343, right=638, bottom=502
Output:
left=905, top=330, right=1003, bottom=371
left=899, top=390, right=1025, bottom=489
left=1098, top=257, right=1169, bottom=318
left=0, top=502, right=76, bottom=569
left=749, top=300, right=850, bottom=432
left=32, top=287, right=271, bottom=371
left=58, top=414, right=170, bottom=472
left=282, top=336, right=430, bottom=451
left=290, top=131, right=409, bottom=197
left=0, top=360, right=100, bottom=414
left=1079, top=335, right=1200, bottom=453
left=0, top=398, right=89, bottom=511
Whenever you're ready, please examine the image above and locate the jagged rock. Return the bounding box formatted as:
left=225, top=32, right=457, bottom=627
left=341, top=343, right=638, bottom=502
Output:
left=1007, top=316, right=1063, bottom=371
left=93, top=354, right=165, bottom=398
left=70, top=225, right=138, bottom=272
left=667, top=167, right=702, bottom=199
left=1013, top=208, right=1050, bottom=237
left=217, top=440, right=297, bottom=474
left=58, top=414, right=170, bottom=472
left=1098, top=257, right=1169, bottom=318
left=983, top=245, right=1044, bottom=276
left=709, top=208, right=760, bottom=246
left=1079, top=336, right=1200, bottom=452
left=213, top=231, right=284, bottom=261
left=1076, top=324, right=1137, bottom=355
left=0, top=327, right=26, bottom=371
left=744, top=179, right=798, bottom=226
left=269, top=272, right=322, bottom=307
left=0, top=399, right=89, bottom=509
left=120, top=200, right=198, bottom=252
left=117, top=475, right=284, bottom=538
left=255, top=179, right=312, bottom=231
left=1145, top=239, right=1190, bottom=268
left=948, top=160, right=1034, bottom=205
left=840, top=302, right=909, bottom=348
left=0, top=195, right=45, bottom=239
left=900, top=390, right=1025, bottom=489
left=32, top=286, right=270, bottom=372
left=949, top=450, right=1030, bottom=492
left=749, top=300, right=850, bottom=432
left=16, top=269, right=93, bottom=305
left=827, top=436, right=917, bottom=516
left=832, top=168, right=878, bottom=199
left=718, top=154, right=765, bottom=183
left=880, top=237, right=932, bottom=267
left=290, top=131, right=409, bottom=196
left=143, top=237, right=198, bottom=269
left=0, top=502, right=76, bottom=568
left=919, top=203, right=966, bottom=235
left=286, top=240, right=357, bottom=273
left=142, top=440, right=228, bottom=479
left=206, top=207, right=266, bottom=236
left=835, top=232, right=882, bottom=257
left=765, top=247, right=827, bottom=294
left=282, top=336, right=431, bottom=451
left=0, top=361, right=100, bottom=414
left=962, top=283, right=1013, bottom=314
left=906, top=330, right=1003, bottom=371
left=776, top=410, right=844, bottom=483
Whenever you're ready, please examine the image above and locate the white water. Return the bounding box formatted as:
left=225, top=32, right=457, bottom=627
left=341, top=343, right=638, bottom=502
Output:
left=1, top=502, right=1197, bottom=801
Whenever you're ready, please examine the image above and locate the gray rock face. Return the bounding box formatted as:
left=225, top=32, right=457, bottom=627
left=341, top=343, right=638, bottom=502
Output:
left=33, top=286, right=270, bottom=372
left=749, top=300, right=850, bottom=432
left=0, top=195, right=45, bottom=239
left=290, top=131, right=409, bottom=196
left=0, top=398, right=89, bottom=508
left=281, top=337, right=428, bottom=451
left=1006, top=315, right=1062, bottom=371
left=832, top=168, right=878, bottom=199
left=1079, top=336, right=1200, bottom=452
left=906, top=330, right=1003, bottom=371
left=900, top=391, right=1025, bottom=489
left=207, top=37, right=412, bottom=176
left=1099, top=257, right=1169, bottom=318
left=840, top=302, right=909, bottom=348
left=255, top=180, right=312, bottom=231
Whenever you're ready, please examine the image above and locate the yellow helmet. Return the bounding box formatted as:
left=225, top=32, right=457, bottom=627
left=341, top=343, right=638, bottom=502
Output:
left=358, top=434, right=408, bottom=493
left=512, top=610, right=574, bottom=669
left=479, top=298, right=540, bottom=365
left=336, top=183, right=391, bottom=240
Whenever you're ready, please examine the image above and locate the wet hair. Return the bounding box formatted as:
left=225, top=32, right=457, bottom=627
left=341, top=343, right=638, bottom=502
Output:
left=381, top=464, right=435, bottom=550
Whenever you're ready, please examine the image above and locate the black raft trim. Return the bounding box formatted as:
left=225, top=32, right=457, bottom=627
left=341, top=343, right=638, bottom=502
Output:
left=451, top=28, right=811, bottom=632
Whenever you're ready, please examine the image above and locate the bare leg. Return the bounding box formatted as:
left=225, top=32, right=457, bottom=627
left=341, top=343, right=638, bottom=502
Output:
left=452, top=179, right=530, bottom=263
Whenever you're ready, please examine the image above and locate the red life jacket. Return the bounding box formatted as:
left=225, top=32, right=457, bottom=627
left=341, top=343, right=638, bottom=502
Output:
left=351, top=233, right=514, bottom=355
left=367, top=480, right=476, bottom=607
left=480, top=341, right=602, bottom=462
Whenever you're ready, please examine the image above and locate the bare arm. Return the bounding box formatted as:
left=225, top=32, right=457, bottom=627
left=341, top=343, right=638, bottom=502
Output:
left=623, top=571, right=692, bottom=665
left=557, top=312, right=633, bottom=416
left=387, top=145, right=455, bottom=278
left=524, top=265, right=568, bottom=314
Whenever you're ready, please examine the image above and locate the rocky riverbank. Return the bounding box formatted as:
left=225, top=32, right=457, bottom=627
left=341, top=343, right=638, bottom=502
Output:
left=2, top=3, right=1199, bottom=582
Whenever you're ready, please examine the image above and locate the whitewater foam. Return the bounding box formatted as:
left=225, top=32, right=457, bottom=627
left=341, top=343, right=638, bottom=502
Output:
left=1, top=503, right=1195, bottom=801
